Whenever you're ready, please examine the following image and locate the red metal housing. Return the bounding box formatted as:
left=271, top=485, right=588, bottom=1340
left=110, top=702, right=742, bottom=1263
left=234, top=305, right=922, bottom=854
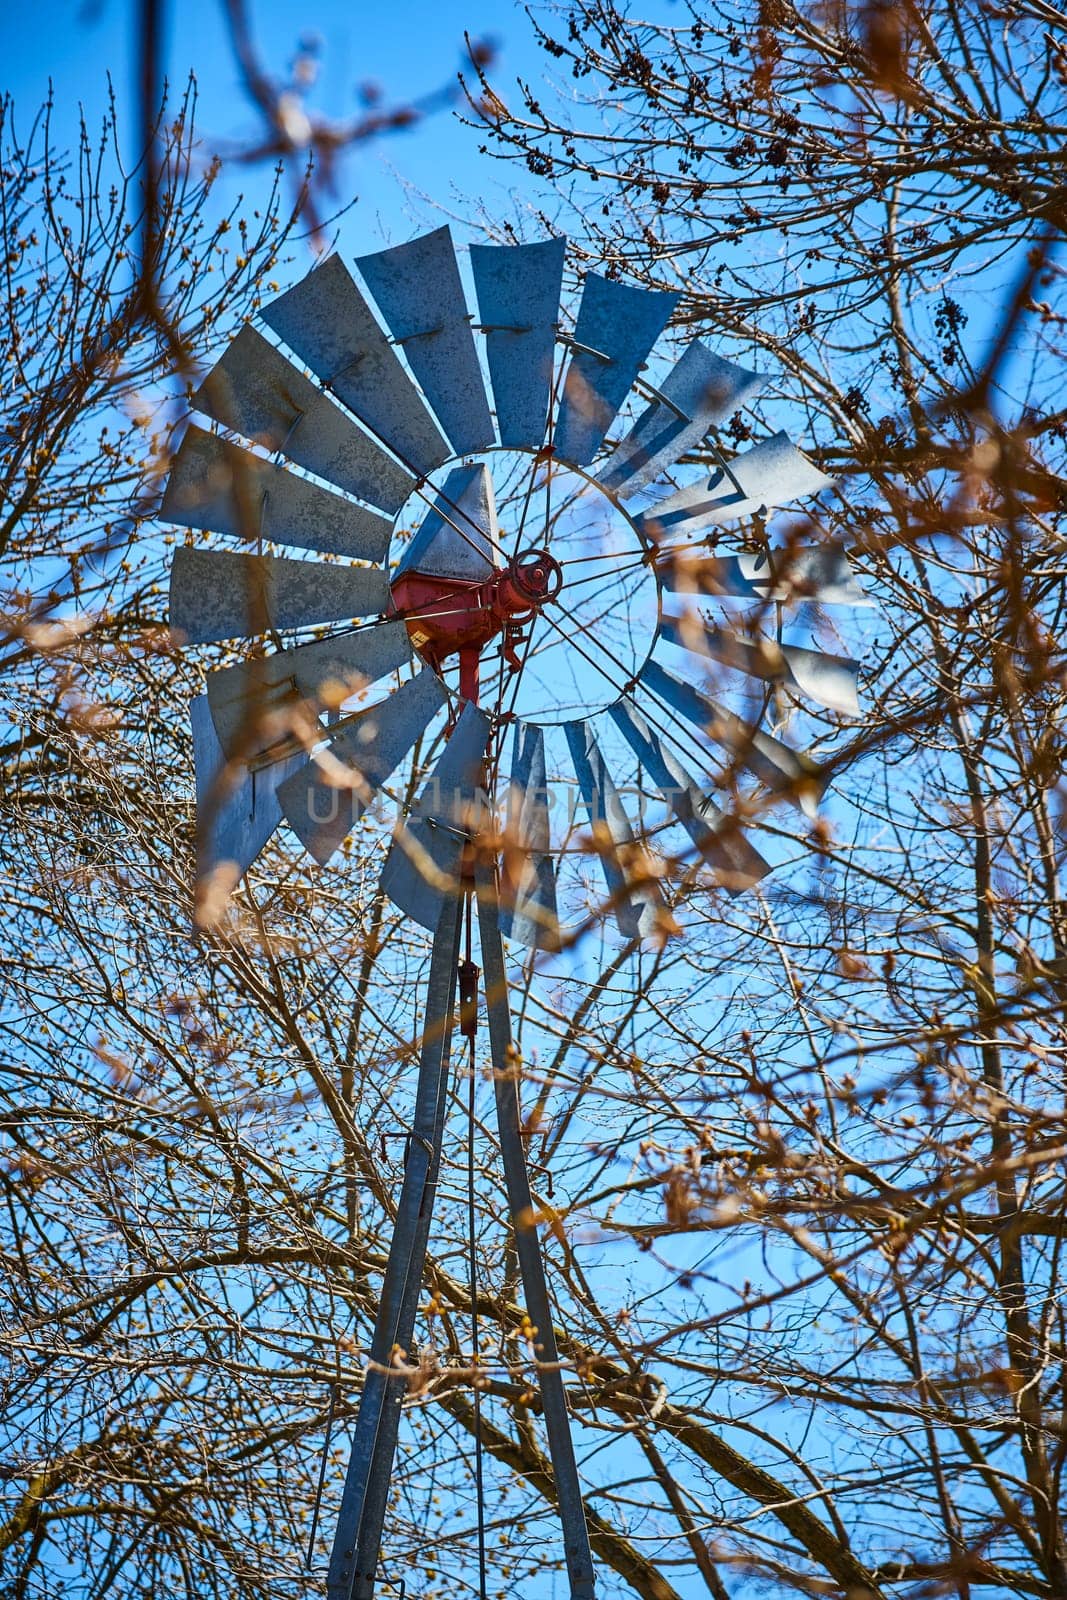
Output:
left=390, top=549, right=562, bottom=703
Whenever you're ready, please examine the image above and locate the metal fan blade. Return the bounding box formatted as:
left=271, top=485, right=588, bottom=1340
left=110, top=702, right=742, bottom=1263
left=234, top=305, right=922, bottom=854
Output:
left=205, top=620, right=413, bottom=762
left=193, top=326, right=414, bottom=513
left=500, top=722, right=559, bottom=951
left=163, top=426, right=392, bottom=561
left=470, top=237, right=566, bottom=449
left=598, top=342, right=765, bottom=499
left=190, top=694, right=308, bottom=887
left=278, top=668, right=447, bottom=865
left=356, top=226, right=494, bottom=457
left=563, top=719, right=662, bottom=941
left=170, top=548, right=389, bottom=645
left=554, top=275, right=678, bottom=467
left=395, top=463, right=500, bottom=583
left=640, top=659, right=825, bottom=819
left=658, top=543, right=871, bottom=607
left=635, top=431, right=833, bottom=540
left=609, top=699, right=771, bottom=889
left=379, top=701, right=492, bottom=929
left=259, top=253, right=449, bottom=478
left=659, top=617, right=860, bottom=716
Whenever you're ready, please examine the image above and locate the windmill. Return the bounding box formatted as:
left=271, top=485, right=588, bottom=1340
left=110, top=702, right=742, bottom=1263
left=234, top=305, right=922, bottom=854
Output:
left=163, top=226, right=873, bottom=1600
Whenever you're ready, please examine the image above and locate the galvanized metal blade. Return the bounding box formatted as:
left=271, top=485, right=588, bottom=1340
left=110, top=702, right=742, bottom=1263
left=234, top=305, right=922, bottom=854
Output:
left=639, top=659, right=825, bottom=819
left=169, top=547, right=389, bottom=645
left=500, top=721, right=559, bottom=951
left=635, top=430, right=833, bottom=540
left=379, top=701, right=492, bottom=929
left=659, top=543, right=871, bottom=607
left=554, top=274, right=678, bottom=467
left=356, top=226, right=495, bottom=457
left=563, top=718, right=662, bottom=940
left=277, top=668, right=448, bottom=865
left=327, top=893, right=463, bottom=1600
left=598, top=342, right=765, bottom=499
left=193, top=325, right=414, bottom=513
left=609, top=698, right=771, bottom=890
left=205, top=619, right=413, bottom=763
left=163, top=425, right=392, bottom=562
left=259, top=253, right=449, bottom=478
left=395, top=462, right=500, bottom=584
left=476, top=864, right=597, bottom=1600
left=190, top=694, right=308, bottom=889
left=658, top=617, right=861, bottom=716
left=470, top=236, right=566, bottom=448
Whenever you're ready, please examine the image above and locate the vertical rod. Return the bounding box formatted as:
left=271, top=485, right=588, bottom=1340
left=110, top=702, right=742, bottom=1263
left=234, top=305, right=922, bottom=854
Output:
left=468, top=1032, right=489, bottom=1600
left=462, top=893, right=489, bottom=1600
left=327, top=892, right=464, bottom=1600
left=306, top=1384, right=338, bottom=1569
left=475, top=862, right=597, bottom=1600
left=459, top=644, right=481, bottom=705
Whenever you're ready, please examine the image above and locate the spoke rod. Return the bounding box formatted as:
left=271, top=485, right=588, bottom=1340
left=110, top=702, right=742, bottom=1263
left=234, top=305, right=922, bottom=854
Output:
left=328, top=892, right=464, bottom=1600
left=476, top=863, right=597, bottom=1600
left=536, top=600, right=725, bottom=787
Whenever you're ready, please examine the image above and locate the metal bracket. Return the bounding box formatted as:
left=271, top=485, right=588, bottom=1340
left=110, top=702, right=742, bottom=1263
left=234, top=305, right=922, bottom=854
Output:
left=564, top=335, right=613, bottom=366
left=393, top=326, right=444, bottom=345
left=458, top=959, right=480, bottom=1042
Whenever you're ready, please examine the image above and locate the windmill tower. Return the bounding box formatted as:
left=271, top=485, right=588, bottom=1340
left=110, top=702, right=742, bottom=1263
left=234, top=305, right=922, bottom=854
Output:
left=163, top=227, right=873, bottom=1599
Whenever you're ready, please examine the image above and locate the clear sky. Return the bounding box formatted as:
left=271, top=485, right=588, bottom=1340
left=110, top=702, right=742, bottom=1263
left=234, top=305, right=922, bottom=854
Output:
left=1, top=0, right=552, bottom=249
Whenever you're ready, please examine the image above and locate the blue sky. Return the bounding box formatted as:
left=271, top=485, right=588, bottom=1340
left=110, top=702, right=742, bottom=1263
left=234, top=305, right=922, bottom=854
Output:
left=2, top=0, right=550, bottom=246
left=5, top=10, right=1038, bottom=1598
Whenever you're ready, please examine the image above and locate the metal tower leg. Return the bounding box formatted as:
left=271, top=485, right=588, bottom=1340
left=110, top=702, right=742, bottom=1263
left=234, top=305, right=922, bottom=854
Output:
left=328, top=892, right=464, bottom=1600
left=476, top=865, right=597, bottom=1600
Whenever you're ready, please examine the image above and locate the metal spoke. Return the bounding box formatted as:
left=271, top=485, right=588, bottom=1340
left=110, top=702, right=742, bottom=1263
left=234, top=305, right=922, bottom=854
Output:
left=536, top=598, right=730, bottom=790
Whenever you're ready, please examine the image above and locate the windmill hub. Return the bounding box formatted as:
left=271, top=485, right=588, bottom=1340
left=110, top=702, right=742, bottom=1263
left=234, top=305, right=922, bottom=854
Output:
left=389, top=545, right=563, bottom=677
left=386, top=455, right=661, bottom=720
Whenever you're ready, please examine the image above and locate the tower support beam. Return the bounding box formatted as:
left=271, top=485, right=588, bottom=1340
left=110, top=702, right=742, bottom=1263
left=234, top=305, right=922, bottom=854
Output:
left=477, top=863, right=597, bottom=1600
left=328, top=893, right=463, bottom=1600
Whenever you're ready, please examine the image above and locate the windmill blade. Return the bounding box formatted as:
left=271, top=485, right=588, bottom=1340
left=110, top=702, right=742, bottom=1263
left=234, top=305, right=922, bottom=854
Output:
left=163, top=426, right=392, bottom=562
left=500, top=722, right=559, bottom=951
left=190, top=695, right=308, bottom=889
left=658, top=617, right=860, bottom=716
left=563, top=719, right=662, bottom=941
left=205, top=620, right=413, bottom=762
left=259, top=253, right=449, bottom=478
left=170, top=548, right=390, bottom=645
left=598, top=342, right=765, bottom=499
left=470, top=237, right=566, bottom=449
left=356, top=226, right=494, bottom=458
left=658, top=543, right=871, bottom=607
left=609, top=699, right=771, bottom=890
left=395, top=463, right=501, bottom=584
left=555, top=275, right=679, bottom=467
left=635, top=431, right=833, bottom=540
left=278, top=668, right=448, bottom=866
left=640, top=659, right=825, bottom=819
left=379, top=701, right=492, bottom=930
left=193, top=325, right=414, bottom=513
